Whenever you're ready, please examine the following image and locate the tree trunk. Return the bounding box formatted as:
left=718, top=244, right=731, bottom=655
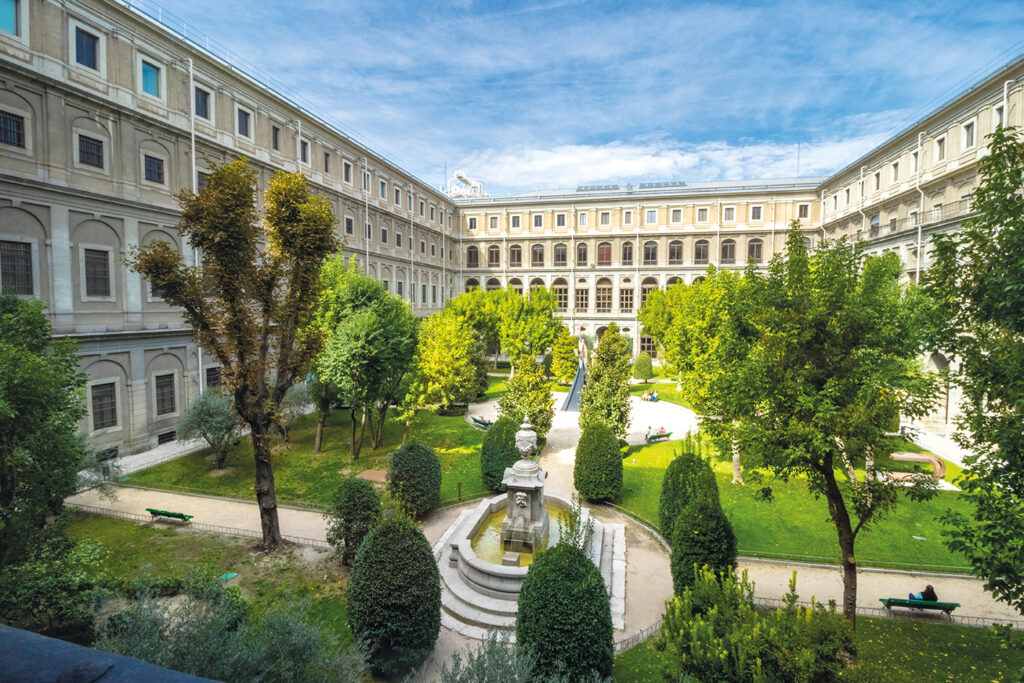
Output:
left=822, top=463, right=858, bottom=626
left=360, top=410, right=372, bottom=452
left=402, top=412, right=414, bottom=445
left=731, top=439, right=744, bottom=485
left=373, top=402, right=389, bottom=448
left=250, top=423, right=283, bottom=549
left=313, top=396, right=329, bottom=454
left=349, top=408, right=361, bottom=461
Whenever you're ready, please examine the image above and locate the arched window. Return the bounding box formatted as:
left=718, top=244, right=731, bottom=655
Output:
left=508, top=278, right=523, bottom=295
left=577, top=242, right=588, bottom=266
left=643, top=241, right=658, bottom=265
left=486, top=278, right=501, bottom=291
left=552, top=277, right=568, bottom=311
left=747, top=238, right=763, bottom=263
left=509, top=244, right=522, bottom=268
left=596, top=277, right=613, bottom=312
left=641, top=276, right=658, bottom=306
left=465, top=278, right=480, bottom=292
left=666, top=276, right=683, bottom=287
left=668, top=240, right=683, bottom=265
left=692, top=276, right=706, bottom=284
left=487, top=245, right=500, bottom=267
left=530, top=277, right=545, bottom=291
left=721, top=239, right=736, bottom=264
left=596, top=326, right=608, bottom=340
left=531, top=244, right=544, bottom=267
left=694, top=239, right=709, bottom=264
left=466, top=245, right=479, bottom=268
left=802, top=236, right=813, bottom=250
left=597, top=242, right=612, bottom=266
left=554, top=243, right=567, bottom=266
left=621, top=241, right=633, bottom=266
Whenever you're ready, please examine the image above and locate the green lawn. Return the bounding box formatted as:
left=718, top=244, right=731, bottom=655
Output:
left=66, top=512, right=352, bottom=642
left=613, top=617, right=1024, bottom=682
left=628, top=382, right=691, bottom=408
left=123, top=407, right=486, bottom=508
left=620, top=440, right=973, bottom=570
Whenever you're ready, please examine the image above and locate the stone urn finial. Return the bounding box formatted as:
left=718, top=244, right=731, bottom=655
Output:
left=515, top=419, right=537, bottom=459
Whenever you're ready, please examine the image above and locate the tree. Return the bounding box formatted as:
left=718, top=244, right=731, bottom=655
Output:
left=632, top=352, right=654, bottom=383
left=550, top=326, right=579, bottom=385
left=725, top=224, right=939, bottom=625
left=348, top=516, right=441, bottom=677
left=579, top=322, right=632, bottom=439
left=659, top=444, right=718, bottom=544
left=0, top=295, right=86, bottom=568
left=481, top=416, right=521, bottom=492
left=447, top=287, right=501, bottom=364
left=670, top=492, right=737, bottom=595
left=637, top=283, right=690, bottom=377
left=498, top=355, right=554, bottom=440
left=325, top=478, right=381, bottom=565
left=387, top=440, right=442, bottom=518
left=128, top=159, right=337, bottom=548
left=176, top=387, right=241, bottom=469
left=496, top=288, right=560, bottom=371
left=573, top=421, right=623, bottom=502
left=405, top=310, right=484, bottom=419
left=516, top=543, right=613, bottom=680
left=926, top=125, right=1024, bottom=615
left=657, top=567, right=853, bottom=682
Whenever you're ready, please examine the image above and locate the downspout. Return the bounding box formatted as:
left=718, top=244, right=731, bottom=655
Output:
left=569, top=210, right=575, bottom=333
left=857, top=167, right=867, bottom=252
left=769, top=196, right=775, bottom=260
left=714, top=199, right=721, bottom=267
left=187, top=58, right=203, bottom=394
left=1004, top=79, right=1014, bottom=125
left=409, top=201, right=414, bottom=307
left=634, top=200, right=640, bottom=353
left=915, top=133, right=925, bottom=280
left=363, top=157, right=370, bottom=276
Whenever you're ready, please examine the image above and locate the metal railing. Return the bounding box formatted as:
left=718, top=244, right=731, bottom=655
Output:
left=614, top=617, right=663, bottom=654
left=857, top=198, right=975, bottom=243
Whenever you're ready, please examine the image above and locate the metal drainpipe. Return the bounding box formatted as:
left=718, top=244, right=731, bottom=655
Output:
left=857, top=167, right=867, bottom=252
left=769, top=196, right=775, bottom=260
left=1004, top=79, right=1015, bottom=126
left=634, top=201, right=640, bottom=353
left=569, top=212, right=575, bottom=333
left=714, top=199, right=721, bottom=267
left=409, top=202, right=414, bottom=307
left=363, top=157, right=370, bottom=277
left=187, top=58, right=203, bottom=394
left=915, top=133, right=925, bottom=280
left=441, top=206, right=446, bottom=307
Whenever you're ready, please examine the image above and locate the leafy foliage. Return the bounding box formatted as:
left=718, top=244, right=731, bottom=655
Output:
left=925, top=126, right=1024, bottom=615
left=441, top=632, right=613, bottom=683
left=176, top=387, right=240, bottom=468
left=387, top=440, right=442, bottom=517
left=579, top=322, right=632, bottom=439
left=550, top=326, right=579, bottom=385
left=348, top=516, right=440, bottom=677
left=495, top=287, right=560, bottom=362
left=480, top=416, right=520, bottom=492
left=516, top=543, right=614, bottom=680
left=657, top=567, right=853, bottom=682
left=632, top=352, right=654, bottom=382
left=127, top=159, right=338, bottom=548
left=0, top=295, right=86, bottom=568
left=406, top=310, right=486, bottom=412
left=498, top=355, right=554, bottom=440
left=573, top=421, right=623, bottom=502
left=670, top=493, right=737, bottom=595
left=659, top=444, right=719, bottom=544
left=325, top=478, right=381, bottom=565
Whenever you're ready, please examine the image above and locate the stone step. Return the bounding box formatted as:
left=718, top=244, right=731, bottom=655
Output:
left=441, top=582, right=517, bottom=631
left=440, top=559, right=519, bottom=618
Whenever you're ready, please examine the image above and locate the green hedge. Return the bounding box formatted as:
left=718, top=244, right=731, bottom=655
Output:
left=325, top=477, right=381, bottom=565
left=670, top=492, right=738, bottom=595
left=348, top=516, right=441, bottom=677
left=387, top=440, right=441, bottom=518
left=516, top=544, right=613, bottom=680
left=573, top=421, right=623, bottom=502
left=659, top=449, right=718, bottom=544
left=480, top=416, right=520, bottom=492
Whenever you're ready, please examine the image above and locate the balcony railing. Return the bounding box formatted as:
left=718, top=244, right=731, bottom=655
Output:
left=857, top=199, right=974, bottom=242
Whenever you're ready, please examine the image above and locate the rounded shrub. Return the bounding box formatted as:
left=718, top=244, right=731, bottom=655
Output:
left=348, top=516, right=441, bottom=677
left=633, top=352, right=654, bottom=382
left=670, top=493, right=738, bottom=596
left=325, top=477, right=381, bottom=565
left=387, top=440, right=441, bottom=518
left=480, top=416, right=520, bottom=492
left=573, top=421, right=623, bottom=502
left=516, top=543, right=613, bottom=680
left=659, top=450, right=719, bottom=544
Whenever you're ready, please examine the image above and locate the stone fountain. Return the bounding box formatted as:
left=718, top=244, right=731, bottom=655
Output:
left=500, top=421, right=549, bottom=555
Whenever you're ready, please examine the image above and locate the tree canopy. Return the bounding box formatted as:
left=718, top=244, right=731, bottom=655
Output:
left=498, top=354, right=555, bottom=441
left=579, top=322, right=632, bottom=439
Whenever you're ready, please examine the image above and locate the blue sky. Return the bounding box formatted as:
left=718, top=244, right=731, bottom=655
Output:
left=164, top=0, right=1024, bottom=196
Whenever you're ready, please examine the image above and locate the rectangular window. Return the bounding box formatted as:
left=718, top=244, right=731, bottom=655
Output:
left=600, top=212, right=610, bottom=226
left=489, top=216, right=498, bottom=230
left=420, top=240, right=426, bottom=254
left=143, top=155, right=164, bottom=184
left=78, top=134, right=104, bottom=168
left=91, top=382, right=117, bottom=430
left=345, top=217, right=354, bottom=235
left=697, top=207, right=708, bottom=222
left=430, top=207, right=436, bottom=221
left=141, top=60, right=161, bottom=97
left=0, top=110, right=25, bottom=147
left=0, top=240, right=32, bottom=295
left=619, top=288, right=633, bottom=313
left=873, top=172, right=881, bottom=190
left=194, top=87, right=210, bottom=119
left=578, top=212, right=588, bottom=227
left=556, top=213, right=566, bottom=228
left=421, top=284, right=427, bottom=303
left=0, top=0, right=18, bottom=35
left=596, top=285, right=611, bottom=312
left=155, top=373, right=175, bottom=416
left=300, top=140, right=309, bottom=164
left=798, top=203, right=809, bottom=219
left=365, top=222, right=372, bottom=240
left=380, top=180, right=387, bottom=199
left=84, top=248, right=110, bottom=297
left=407, top=195, right=413, bottom=211
left=271, top=126, right=280, bottom=151
left=533, top=215, right=543, bottom=228
left=575, top=288, right=588, bottom=310
left=671, top=208, right=681, bottom=223
left=395, top=188, right=401, bottom=204
left=343, top=160, right=352, bottom=183
left=431, top=244, right=436, bottom=257
left=622, top=242, right=633, bottom=265
left=432, top=285, right=437, bottom=304
left=76, top=27, right=99, bottom=69
left=935, top=136, right=946, bottom=161
left=995, top=105, right=1005, bottom=129
left=962, top=120, right=976, bottom=149
left=646, top=209, right=657, bottom=225
left=237, top=108, right=251, bottom=138
left=205, top=366, right=221, bottom=388
left=396, top=232, right=402, bottom=248
left=554, top=285, right=568, bottom=311
left=397, top=281, right=404, bottom=297
left=750, top=205, right=762, bottom=221
left=832, top=194, right=838, bottom=210
left=891, top=161, right=899, bottom=182
left=511, top=215, right=521, bottom=229
left=381, top=227, right=388, bottom=244
left=419, top=200, right=425, bottom=216
left=723, top=206, right=735, bottom=222
left=623, top=210, right=633, bottom=225
left=323, top=151, right=330, bottom=173
left=844, top=188, right=851, bottom=204
left=911, top=150, right=919, bottom=174
left=598, top=242, right=612, bottom=265
left=197, top=171, right=208, bottom=189
left=363, top=171, right=370, bottom=191
left=468, top=217, right=477, bottom=230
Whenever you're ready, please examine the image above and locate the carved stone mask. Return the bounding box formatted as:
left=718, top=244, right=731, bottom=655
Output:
left=515, top=491, right=528, bottom=508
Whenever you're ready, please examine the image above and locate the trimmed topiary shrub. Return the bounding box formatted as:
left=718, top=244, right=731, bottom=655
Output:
left=480, top=416, right=520, bottom=492
left=633, top=352, right=654, bottom=383
left=387, top=440, right=442, bottom=518
left=659, top=449, right=719, bottom=544
left=348, top=516, right=441, bottom=677
left=325, top=478, right=381, bottom=565
left=574, top=421, right=623, bottom=501
left=670, top=492, right=738, bottom=596
left=516, top=543, right=613, bottom=680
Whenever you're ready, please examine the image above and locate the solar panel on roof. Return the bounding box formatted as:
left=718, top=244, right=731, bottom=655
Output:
left=575, top=184, right=619, bottom=192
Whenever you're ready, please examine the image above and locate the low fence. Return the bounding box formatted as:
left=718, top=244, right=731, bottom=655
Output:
left=614, top=617, right=662, bottom=655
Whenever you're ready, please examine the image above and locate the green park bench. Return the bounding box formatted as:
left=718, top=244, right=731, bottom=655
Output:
left=145, top=508, right=193, bottom=523
left=879, top=597, right=960, bottom=620
left=645, top=431, right=672, bottom=444
left=471, top=416, right=492, bottom=429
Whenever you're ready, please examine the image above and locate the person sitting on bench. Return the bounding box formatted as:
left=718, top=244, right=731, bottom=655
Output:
left=909, top=584, right=938, bottom=601
left=645, top=426, right=652, bottom=440
left=641, top=390, right=649, bottom=401
left=651, top=390, right=659, bottom=401
left=657, top=426, right=666, bottom=435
